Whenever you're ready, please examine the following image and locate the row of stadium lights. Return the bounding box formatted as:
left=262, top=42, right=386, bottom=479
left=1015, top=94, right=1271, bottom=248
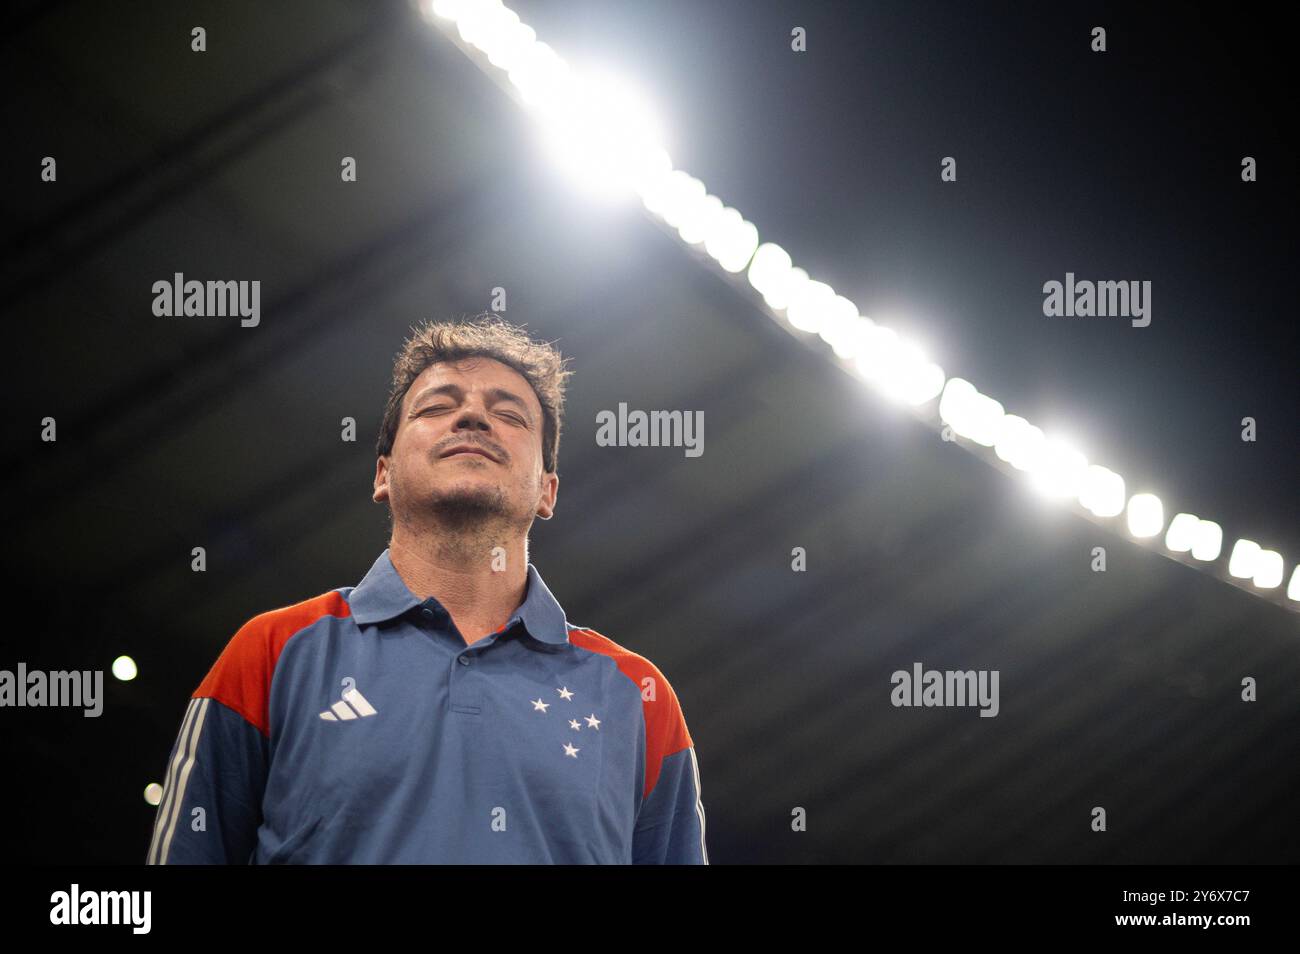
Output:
left=422, top=0, right=1299, bottom=609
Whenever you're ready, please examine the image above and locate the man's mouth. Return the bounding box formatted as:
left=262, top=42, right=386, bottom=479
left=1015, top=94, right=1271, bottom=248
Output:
left=441, top=446, right=498, bottom=462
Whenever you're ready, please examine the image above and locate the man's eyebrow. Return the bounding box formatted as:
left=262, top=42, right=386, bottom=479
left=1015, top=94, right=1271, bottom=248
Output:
left=410, top=383, right=534, bottom=420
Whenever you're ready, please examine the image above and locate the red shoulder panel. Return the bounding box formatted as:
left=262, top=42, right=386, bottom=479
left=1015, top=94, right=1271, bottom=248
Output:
left=193, top=590, right=351, bottom=738
left=567, top=627, right=693, bottom=802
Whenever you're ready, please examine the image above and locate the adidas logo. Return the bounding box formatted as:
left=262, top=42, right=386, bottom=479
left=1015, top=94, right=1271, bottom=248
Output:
left=319, top=685, right=378, bottom=722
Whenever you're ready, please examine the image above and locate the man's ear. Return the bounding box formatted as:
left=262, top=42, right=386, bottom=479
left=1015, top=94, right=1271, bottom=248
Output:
left=536, top=470, right=558, bottom=520
left=373, top=456, right=390, bottom=504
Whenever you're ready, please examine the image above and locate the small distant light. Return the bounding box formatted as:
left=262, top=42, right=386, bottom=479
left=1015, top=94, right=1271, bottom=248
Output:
left=1126, top=493, right=1164, bottom=538
left=1253, top=549, right=1283, bottom=589
left=1288, top=566, right=1300, bottom=601
left=1164, top=513, right=1200, bottom=552
left=144, top=783, right=163, bottom=807
left=112, top=656, right=138, bottom=682
left=1228, top=539, right=1260, bottom=579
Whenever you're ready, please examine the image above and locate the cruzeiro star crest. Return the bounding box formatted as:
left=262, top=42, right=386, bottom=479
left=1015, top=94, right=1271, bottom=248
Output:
left=530, top=686, right=601, bottom=758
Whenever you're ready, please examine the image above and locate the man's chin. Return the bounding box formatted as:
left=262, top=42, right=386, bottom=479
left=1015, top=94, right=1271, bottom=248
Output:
left=423, top=486, right=511, bottom=521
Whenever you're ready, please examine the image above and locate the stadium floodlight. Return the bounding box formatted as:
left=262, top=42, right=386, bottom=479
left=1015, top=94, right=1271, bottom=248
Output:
left=994, top=415, right=1044, bottom=473
left=1165, top=512, right=1200, bottom=552
left=853, top=324, right=898, bottom=383
left=677, top=192, right=722, bottom=245
left=430, top=0, right=1297, bottom=613
left=769, top=265, right=810, bottom=314
left=940, top=379, right=1004, bottom=447
left=1228, top=539, right=1260, bottom=579
left=1027, top=436, right=1088, bottom=499
left=1079, top=465, right=1125, bottom=518
left=506, top=41, right=568, bottom=109
left=786, top=279, right=837, bottom=335
left=704, top=207, right=759, bottom=273
left=657, top=173, right=708, bottom=230
left=876, top=340, right=944, bottom=406
left=831, top=315, right=877, bottom=363
left=1190, top=520, right=1223, bottom=562
left=111, top=655, right=138, bottom=681
left=820, top=296, right=864, bottom=358
left=748, top=243, right=793, bottom=304
left=1253, top=549, right=1283, bottom=589
left=1126, top=493, right=1164, bottom=538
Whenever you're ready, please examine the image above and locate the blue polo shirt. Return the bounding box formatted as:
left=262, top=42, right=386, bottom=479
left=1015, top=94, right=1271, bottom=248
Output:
left=146, top=549, right=708, bottom=864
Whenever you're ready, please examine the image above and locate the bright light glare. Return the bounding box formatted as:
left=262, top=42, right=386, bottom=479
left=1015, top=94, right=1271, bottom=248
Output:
left=786, top=279, right=836, bottom=335
left=875, top=340, right=945, bottom=406
left=655, top=172, right=706, bottom=228
left=1253, top=549, right=1283, bottom=589
left=939, top=379, right=1004, bottom=446
left=993, top=415, right=1044, bottom=472
left=1190, top=520, right=1222, bottom=562
left=1026, top=436, right=1087, bottom=499
left=532, top=67, right=670, bottom=199
left=677, top=192, right=722, bottom=245
left=1079, top=465, right=1125, bottom=517
left=1164, top=512, right=1200, bottom=552
left=819, top=296, right=862, bottom=357
left=1126, top=493, right=1164, bottom=537
left=427, top=0, right=1296, bottom=611
left=112, top=655, right=138, bottom=681
left=853, top=325, right=897, bottom=382
left=1228, top=539, right=1260, bottom=578
left=748, top=243, right=793, bottom=304
left=703, top=207, right=759, bottom=273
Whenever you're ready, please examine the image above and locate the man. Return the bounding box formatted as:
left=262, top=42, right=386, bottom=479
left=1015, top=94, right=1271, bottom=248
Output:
left=146, top=313, right=707, bottom=864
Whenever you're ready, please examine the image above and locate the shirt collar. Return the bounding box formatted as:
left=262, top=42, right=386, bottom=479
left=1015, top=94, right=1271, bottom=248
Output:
left=348, top=548, right=570, bottom=646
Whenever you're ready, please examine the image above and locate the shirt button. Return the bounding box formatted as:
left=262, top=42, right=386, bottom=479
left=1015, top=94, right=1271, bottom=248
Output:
left=421, top=607, right=436, bottom=619
left=458, top=655, right=470, bottom=665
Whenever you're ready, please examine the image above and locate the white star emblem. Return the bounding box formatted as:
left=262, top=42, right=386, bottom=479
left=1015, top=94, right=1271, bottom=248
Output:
left=585, top=713, right=601, bottom=729
left=568, top=718, right=582, bottom=730
left=563, top=742, right=580, bottom=758
left=531, top=698, right=550, bottom=713
left=557, top=686, right=574, bottom=701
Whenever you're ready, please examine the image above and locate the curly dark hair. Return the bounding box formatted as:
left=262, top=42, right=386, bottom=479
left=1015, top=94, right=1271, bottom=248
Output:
left=375, top=312, right=572, bottom=474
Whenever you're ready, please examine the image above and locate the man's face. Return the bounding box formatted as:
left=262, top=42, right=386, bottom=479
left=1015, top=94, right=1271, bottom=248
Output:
left=373, top=356, right=558, bottom=532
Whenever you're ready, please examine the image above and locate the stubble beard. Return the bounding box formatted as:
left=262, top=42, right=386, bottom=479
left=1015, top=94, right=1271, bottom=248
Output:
left=392, top=468, right=532, bottom=562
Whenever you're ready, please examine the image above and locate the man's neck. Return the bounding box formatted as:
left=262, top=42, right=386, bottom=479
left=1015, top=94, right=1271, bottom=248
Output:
left=387, top=528, right=529, bottom=645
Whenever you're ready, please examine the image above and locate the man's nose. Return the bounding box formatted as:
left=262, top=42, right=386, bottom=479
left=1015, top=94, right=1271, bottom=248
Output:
left=452, top=404, right=491, bottom=431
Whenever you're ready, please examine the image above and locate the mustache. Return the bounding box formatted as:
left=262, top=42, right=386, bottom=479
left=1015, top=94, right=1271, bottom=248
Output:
left=437, top=439, right=504, bottom=462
